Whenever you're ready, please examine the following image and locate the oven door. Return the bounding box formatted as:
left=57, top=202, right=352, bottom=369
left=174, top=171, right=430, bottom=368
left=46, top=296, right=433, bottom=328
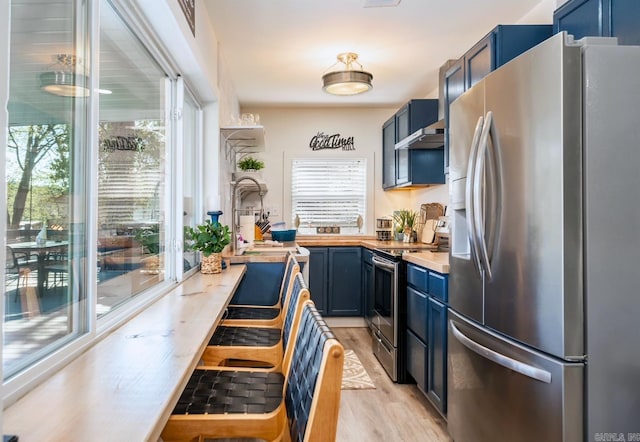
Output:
left=372, top=255, right=398, bottom=347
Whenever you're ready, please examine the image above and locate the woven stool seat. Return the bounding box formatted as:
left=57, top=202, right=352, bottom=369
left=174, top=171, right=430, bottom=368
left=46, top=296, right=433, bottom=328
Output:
left=209, top=326, right=281, bottom=347
left=225, top=306, right=280, bottom=321
left=173, top=369, right=284, bottom=415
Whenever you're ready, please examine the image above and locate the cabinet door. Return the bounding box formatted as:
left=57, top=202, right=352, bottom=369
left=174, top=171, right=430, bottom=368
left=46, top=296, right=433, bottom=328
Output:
left=465, top=32, right=495, bottom=89
left=444, top=58, right=465, bottom=171
left=328, top=247, right=362, bottom=316
left=382, top=116, right=396, bottom=189
left=308, top=247, right=328, bottom=315
left=407, top=329, right=428, bottom=392
left=553, top=0, right=602, bottom=39
left=407, top=286, right=428, bottom=342
left=395, top=104, right=410, bottom=185
left=228, top=262, right=286, bottom=306
left=608, top=0, right=640, bottom=45
left=362, top=249, right=374, bottom=325
left=427, top=297, right=447, bottom=415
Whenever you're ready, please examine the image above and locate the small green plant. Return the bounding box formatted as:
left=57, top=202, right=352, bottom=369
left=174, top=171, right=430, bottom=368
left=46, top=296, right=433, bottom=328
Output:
left=184, top=221, right=231, bottom=256
left=237, top=156, right=265, bottom=171
left=393, top=209, right=418, bottom=232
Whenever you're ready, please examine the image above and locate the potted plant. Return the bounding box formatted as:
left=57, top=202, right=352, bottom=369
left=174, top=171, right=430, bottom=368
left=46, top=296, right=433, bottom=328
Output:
left=234, top=156, right=265, bottom=181
left=237, top=156, right=264, bottom=172
left=392, top=209, right=418, bottom=242
left=184, top=220, right=231, bottom=274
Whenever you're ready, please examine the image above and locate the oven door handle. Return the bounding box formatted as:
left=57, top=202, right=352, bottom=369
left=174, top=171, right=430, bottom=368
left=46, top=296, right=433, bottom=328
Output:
left=372, top=256, right=396, bottom=271
left=374, top=329, right=393, bottom=353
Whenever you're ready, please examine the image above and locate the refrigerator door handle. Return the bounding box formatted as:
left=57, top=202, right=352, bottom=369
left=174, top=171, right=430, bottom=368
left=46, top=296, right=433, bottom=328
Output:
left=450, top=320, right=552, bottom=384
left=465, top=116, right=485, bottom=275
left=473, top=111, right=494, bottom=280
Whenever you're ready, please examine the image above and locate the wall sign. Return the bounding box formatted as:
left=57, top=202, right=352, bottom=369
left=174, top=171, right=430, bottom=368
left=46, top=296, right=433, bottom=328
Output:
left=309, top=132, right=355, bottom=151
left=178, top=0, right=195, bottom=37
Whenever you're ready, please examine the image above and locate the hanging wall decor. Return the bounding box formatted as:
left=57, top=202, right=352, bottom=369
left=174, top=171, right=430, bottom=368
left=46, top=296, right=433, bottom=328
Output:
left=309, top=132, right=355, bottom=151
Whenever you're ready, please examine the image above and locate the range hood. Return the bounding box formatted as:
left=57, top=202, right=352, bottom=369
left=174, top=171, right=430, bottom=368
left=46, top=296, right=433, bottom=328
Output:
left=394, top=119, right=445, bottom=150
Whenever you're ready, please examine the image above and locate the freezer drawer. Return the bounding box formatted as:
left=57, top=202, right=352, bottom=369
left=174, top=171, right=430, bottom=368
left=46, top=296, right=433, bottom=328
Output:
left=447, top=309, right=583, bottom=442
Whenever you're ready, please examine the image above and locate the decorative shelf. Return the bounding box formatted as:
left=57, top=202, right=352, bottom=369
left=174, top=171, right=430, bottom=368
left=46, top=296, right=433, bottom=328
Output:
left=221, top=125, right=266, bottom=166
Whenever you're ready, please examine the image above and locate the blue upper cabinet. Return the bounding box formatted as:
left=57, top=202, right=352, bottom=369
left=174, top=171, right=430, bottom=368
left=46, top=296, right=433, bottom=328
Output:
left=465, top=25, right=553, bottom=90
left=444, top=24, right=552, bottom=172
left=382, top=99, right=444, bottom=189
left=554, top=0, right=640, bottom=46
left=382, top=116, right=396, bottom=189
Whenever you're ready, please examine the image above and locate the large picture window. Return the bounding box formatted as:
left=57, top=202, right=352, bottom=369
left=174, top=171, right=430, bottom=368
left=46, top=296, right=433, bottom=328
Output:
left=96, top=2, right=169, bottom=316
left=4, top=0, right=90, bottom=377
left=2, top=0, right=200, bottom=392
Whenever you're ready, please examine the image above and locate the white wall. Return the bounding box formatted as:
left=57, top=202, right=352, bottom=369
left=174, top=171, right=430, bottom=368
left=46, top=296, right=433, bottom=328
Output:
left=240, top=106, right=414, bottom=234
left=517, top=0, right=555, bottom=24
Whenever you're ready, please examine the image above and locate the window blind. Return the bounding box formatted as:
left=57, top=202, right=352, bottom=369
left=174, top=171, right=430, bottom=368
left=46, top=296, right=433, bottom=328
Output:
left=291, top=158, right=366, bottom=228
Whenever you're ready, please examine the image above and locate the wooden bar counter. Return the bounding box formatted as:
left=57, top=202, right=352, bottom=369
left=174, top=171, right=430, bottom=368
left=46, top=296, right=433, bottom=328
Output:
left=4, top=265, right=246, bottom=441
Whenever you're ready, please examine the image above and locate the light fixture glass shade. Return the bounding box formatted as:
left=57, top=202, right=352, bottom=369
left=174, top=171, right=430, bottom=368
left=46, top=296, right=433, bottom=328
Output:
left=40, top=71, right=90, bottom=97
left=40, top=54, right=90, bottom=97
left=322, top=52, right=373, bottom=96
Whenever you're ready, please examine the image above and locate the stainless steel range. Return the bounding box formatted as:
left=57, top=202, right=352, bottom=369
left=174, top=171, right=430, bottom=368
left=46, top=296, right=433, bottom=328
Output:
left=369, top=248, right=411, bottom=382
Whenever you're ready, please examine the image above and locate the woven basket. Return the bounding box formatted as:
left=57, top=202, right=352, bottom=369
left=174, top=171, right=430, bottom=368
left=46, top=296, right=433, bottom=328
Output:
left=201, top=252, right=222, bottom=274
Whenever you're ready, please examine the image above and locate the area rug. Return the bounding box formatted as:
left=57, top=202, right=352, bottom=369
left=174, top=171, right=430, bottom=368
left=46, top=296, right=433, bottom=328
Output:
left=341, top=349, right=375, bottom=390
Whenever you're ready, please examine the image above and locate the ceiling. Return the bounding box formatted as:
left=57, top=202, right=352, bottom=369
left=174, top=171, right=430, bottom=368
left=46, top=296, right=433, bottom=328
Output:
left=202, top=0, right=549, bottom=108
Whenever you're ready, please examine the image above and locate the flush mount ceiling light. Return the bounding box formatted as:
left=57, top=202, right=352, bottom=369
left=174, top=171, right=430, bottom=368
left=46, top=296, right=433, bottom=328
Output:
left=40, top=54, right=90, bottom=97
left=322, top=52, right=373, bottom=96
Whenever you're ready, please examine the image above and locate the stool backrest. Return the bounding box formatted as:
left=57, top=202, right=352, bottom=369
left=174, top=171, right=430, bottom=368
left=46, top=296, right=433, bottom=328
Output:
left=285, top=302, right=344, bottom=442
left=279, top=253, right=301, bottom=312
left=280, top=273, right=310, bottom=373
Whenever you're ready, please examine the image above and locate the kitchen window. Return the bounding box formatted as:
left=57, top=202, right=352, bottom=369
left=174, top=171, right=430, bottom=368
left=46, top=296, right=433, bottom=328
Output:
left=2, top=0, right=203, bottom=400
left=291, top=158, right=366, bottom=234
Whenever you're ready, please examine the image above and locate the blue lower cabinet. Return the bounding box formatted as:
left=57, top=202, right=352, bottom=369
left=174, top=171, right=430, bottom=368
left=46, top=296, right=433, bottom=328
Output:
left=405, top=263, right=448, bottom=416
left=407, top=329, right=428, bottom=392
left=308, top=248, right=329, bottom=315
left=308, top=247, right=362, bottom=316
left=427, top=297, right=447, bottom=415
left=229, top=262, right=286, bottom=305
left=407, top=286, right=428, bottom=342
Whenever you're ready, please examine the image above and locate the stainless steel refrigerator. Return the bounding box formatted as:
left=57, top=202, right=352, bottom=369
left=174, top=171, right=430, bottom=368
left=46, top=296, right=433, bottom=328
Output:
left=448, top=32, right=640, bottom=442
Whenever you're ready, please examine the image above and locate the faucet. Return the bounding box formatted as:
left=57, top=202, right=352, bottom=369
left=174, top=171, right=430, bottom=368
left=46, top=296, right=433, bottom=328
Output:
left=230, top=176, right=264, bottom=255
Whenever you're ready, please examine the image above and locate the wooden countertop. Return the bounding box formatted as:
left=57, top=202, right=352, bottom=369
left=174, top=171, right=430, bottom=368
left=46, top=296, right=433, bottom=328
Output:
left=4, top=265, right=246, bottom=441
left=295, top=235, right=448, bottom=273
left=403, top=251, right=450, bottom=274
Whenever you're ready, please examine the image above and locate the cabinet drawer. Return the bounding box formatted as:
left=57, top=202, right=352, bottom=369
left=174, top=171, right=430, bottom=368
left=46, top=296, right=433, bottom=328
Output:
left=407, top=263, right=428, bottom=292
left=407, top=286, right=428, bottom=341
left=406, top=329, right=428, bottom=392
left=428, top=271, right=448, bottom=303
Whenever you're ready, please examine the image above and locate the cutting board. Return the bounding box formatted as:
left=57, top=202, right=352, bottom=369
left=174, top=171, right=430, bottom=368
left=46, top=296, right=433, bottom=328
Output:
left=421, top=219, right=437, bottom=244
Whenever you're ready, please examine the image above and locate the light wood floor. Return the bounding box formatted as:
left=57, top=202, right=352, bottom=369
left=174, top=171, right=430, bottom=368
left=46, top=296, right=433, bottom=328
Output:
left=334, top=327, right=451, bottom=442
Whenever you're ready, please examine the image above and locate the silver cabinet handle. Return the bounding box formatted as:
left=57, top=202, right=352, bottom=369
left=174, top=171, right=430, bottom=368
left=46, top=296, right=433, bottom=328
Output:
left=450, top=320, right=552, bottom=384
